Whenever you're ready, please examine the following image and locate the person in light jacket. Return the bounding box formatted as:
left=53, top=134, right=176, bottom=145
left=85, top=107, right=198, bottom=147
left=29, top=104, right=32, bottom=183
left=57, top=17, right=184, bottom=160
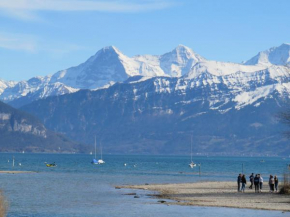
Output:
left=269, top=175, right=274, bottom=192
left=259, top=174, right=263, bottom=192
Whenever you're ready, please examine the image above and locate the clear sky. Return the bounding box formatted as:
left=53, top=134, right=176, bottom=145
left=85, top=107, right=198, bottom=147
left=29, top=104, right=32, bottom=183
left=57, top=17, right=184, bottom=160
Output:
left=0, top=0, right=289, bottom=81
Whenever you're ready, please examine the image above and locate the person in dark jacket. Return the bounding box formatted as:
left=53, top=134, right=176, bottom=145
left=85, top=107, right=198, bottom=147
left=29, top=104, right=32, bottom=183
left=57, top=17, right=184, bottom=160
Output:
left=237, top=174, right=242, bottom=192
left=241, top=174, right=247, bottom=192
left=274, top=175, right=279, bottom=192
left=254, top=174, right=260, bottom=193
left=249, top=173, right=254, bottom=189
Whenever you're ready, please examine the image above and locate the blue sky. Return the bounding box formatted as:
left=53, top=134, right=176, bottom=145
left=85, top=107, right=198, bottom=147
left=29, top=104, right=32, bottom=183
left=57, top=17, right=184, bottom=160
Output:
left=0, top=0, right=289, bottom=81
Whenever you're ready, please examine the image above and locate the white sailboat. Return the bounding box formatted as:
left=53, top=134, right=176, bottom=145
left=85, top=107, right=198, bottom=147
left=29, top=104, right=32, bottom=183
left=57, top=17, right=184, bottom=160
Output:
left=91, top=136, right=98, bottom=164
left=189, top=136, right=196, bottom=168
left=97, top=141, right=105, bottom=164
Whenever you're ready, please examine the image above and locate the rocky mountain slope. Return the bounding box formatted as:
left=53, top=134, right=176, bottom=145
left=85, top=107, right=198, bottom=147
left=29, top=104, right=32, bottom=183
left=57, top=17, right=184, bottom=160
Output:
left=20, top=74, right=290, bottom=156
left=0, top=100, right=85, bottom=153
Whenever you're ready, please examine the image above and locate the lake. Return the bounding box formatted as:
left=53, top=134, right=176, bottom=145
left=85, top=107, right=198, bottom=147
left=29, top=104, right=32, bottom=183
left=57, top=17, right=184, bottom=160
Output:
left=0, top=153, right=289, bottom=217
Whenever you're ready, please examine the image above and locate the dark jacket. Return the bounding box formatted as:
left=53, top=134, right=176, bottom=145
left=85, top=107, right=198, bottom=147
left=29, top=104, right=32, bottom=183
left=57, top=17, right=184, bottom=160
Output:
left=237, top=176, right=242, bottom=183
left=249, top=174, right=254, bottom=182
left=254, top=176, right=260, bottom=184
left=241, top=176, right=247, bottom=184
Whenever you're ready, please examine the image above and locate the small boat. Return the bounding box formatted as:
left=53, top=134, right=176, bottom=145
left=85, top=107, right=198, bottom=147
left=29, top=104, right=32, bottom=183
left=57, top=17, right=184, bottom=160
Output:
left=91, top=137, right=105, bottom=164
left=189, top=162, right=197, bottom=168
left=46, top=162, right=57, bottom=167
left=91, top=136, right=98, bottom=164
left=89, top=151, right=93, bottom=155
left=97, top=142, right=105, bottom=164
left=97, top=159, right=105, bottom=164
left=260, top=160, right=265, bottom=163
left=189, top=136, right=197, bottom=168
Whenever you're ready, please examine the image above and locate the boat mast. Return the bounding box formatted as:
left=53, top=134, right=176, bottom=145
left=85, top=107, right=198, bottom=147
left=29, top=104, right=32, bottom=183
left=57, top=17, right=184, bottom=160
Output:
left=100, top=141, right=102, bottom=160
left=191, top=136, right=193, bottom=162
left=94, top=136, right=97, bottom=159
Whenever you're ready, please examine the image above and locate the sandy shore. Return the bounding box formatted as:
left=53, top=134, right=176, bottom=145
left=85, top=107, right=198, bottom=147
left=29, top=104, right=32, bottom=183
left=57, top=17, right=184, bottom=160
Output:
left=0, top=171, right=35, bottom=174
left=119, top=181, right=290, bottom=211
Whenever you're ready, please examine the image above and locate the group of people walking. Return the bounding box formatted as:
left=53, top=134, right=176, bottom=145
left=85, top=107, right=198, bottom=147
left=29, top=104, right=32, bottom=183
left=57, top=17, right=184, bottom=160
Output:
left=237, top=173, right=279, bottom=193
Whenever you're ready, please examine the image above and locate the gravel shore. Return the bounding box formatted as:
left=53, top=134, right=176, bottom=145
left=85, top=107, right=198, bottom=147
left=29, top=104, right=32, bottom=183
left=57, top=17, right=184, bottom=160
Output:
left=121, top=181, right=290, bottom=211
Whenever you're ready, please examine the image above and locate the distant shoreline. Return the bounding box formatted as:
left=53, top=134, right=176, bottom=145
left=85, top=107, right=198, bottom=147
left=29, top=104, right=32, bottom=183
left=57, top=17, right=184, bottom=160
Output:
left=119, top=181, right=290, bottom=212
left=0, top=152, right=289, bottom=157
left=0, top=171, right=35, bottom=174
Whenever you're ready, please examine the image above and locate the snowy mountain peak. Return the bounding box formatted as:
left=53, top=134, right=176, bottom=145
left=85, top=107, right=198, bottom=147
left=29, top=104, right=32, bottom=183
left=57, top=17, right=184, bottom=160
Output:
left=172, top=44, right=204, bottom=61
left=87, top=45, right=123, bottom=63
left=158, top=45, right=205, bottom=77
left=0, top=79, right=17, bottom=95
left=281, top=43, right=290, bottom=47
left=245, top=43, right=290, bottom=66
left=99, top=45, right=122, bottom=55
left=175, top=44, right=193, bottom=51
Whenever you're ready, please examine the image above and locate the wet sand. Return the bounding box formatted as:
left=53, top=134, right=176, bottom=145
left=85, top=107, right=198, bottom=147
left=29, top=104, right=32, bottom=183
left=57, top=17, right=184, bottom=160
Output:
left=119, top=181, right=290, bottom=211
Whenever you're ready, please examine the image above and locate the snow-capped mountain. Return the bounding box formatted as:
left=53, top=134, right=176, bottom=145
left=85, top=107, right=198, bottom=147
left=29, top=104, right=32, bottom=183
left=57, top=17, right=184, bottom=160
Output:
left=0, top=76, right=78, bottom=106
left=245, top=43, right=290, bottom=66
left=0, top=45, right=203, bottom=105
left=50, top=44, right=205, bottom=89
left=1, top=43, right=290, bottom=109
left=12, top=42, right=290, bottom=155
left=0, top=79, right=17, bottom=95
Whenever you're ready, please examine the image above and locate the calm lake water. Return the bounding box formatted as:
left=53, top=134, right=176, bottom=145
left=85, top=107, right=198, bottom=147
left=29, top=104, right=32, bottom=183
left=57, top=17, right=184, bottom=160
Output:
left=0, top=153, right=289, bottom=217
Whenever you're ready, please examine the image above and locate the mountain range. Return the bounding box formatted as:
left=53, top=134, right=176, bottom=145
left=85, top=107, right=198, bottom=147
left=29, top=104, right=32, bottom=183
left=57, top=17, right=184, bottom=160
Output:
left=2, top=43, right=290, bottom=108
left=1, top=43, right=290, bottom=155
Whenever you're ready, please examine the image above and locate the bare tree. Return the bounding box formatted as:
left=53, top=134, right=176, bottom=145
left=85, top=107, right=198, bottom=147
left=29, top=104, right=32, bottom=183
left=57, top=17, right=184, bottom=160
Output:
left=0, top=191, right=7, bottom=217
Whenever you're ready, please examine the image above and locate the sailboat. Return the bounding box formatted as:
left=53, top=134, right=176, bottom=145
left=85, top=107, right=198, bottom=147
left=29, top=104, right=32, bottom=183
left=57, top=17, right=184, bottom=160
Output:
left=91, top=136, right=98, bottom=164
left=189, top=136, right=196, bottom=168
left=97, top=141, right=105, bottom=164
left=91, top=137, right=105, bottom=164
